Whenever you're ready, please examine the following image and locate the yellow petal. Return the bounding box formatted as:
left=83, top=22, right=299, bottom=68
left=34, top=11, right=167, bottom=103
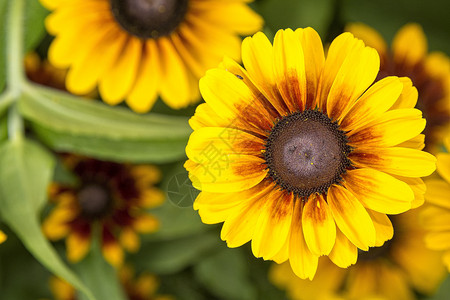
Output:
left=392, top=23, right=427, bottom=66
left=66, top=232, right=91, bottom=262
left=186, top=155, right=267, bottom=193
left=251, top=190, right=294, bottom=260
left=390, top=77, right=418, bottom=110
left=0, top=231, right=7, bottom=244
left=343, top=168, right=414, bottom=214
left=366, top=209, right=393, bottom=247
left=189, top=103, right=229, bottom=130
left=345, top=23, right=388, bottom=59
left=126, top=41, right=160, bottom=113
left=158, top=37, right=193, bottom=109
left=393, top=175, right=425, bottom=208
left=102, top=239, right=124, bottom=267
left=49, top=277, right=75, bottom=300
left=295, top=27, right=325, bottom=109
left=119, top=228, right=140, bottom=253
left=220, top=182, right=273, bottom=247
left=425, top=179, right=450, bottom=209
left=326, top=39, right=380, bottom=121
left=339, top=76, right=403, bottom=131
left=327, top=185, right=376, bottom=250
left=302, top=194, right=336, bottom=256
left=422, top=206, right=450, bottom=230
left=133, top=214, right=159, bottom=233
left=273, top=29, right=307, bottom=113
left=348, top=108, right=425, bottom=148
left=425, top=232, right=450, bottom=250
left=288, top=199, right=319, bottom=280
left=350, top=147, right=436, bottom=177
left=328, top=228, right=357, bottom=268
left=437, top=152, right=450, bottom=183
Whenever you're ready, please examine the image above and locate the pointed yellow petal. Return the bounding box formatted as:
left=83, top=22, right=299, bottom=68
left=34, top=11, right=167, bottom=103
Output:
left=327, top=185, right=376, bottom=250
left=344, top=168, right=414, bottom=214
left=66, top=232, right=91, bottom=262
left=133, top=214, right=159, bottom=233
left=102, top=240, right=124, bottom=267
left=345, top=23, right=388, bottom=58
left=366, top=209, right=393, bottom=247
left=328, top=228, right=357, bottom=268
left=392, top=23, right=427, bottom=66
left=120, top=228, right=140, bottom=253
left=302, top=194, right=336, bottom=256
left=390, top=77, right=418, bottom=110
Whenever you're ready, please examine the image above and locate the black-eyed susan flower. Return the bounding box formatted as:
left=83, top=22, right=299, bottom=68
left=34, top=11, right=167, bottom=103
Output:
left=269, top=210, right=446, bottom=300
left=42, top=157, right=164, bottom=267
left=347, top=23, right=450, bottom=153
left=49, top=266, right=172, bottom=300
left=39, top=0, right=263, bottom=112
left=184, top=28, right=436, bottom=279
left=422, top=136, right=450, bottom=272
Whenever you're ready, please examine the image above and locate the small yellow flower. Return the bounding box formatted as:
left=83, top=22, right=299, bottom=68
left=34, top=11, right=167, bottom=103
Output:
left=422, top=136, right=450, bottom=272
left=185, top=28, right=436, bottom=279
left=270, top=210, right=446, bottom=300
left=0, top=230, right=7, bottom=244
left=42, top=156, right=164, bottom=266
left=40, top=0, right=263, bottom=112
left=346, top=23, right=450, bottom=153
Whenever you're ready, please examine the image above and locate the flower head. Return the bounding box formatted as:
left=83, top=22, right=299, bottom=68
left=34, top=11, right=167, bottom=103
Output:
left=0, top=230, right=6, bottom=244
left=185, top=28, right=436, bottom=279
left=422, top=136, right=450, bottom=271
left=347, top=23, right=450, bottom=152
left=40, top=0, right=263, bottom=112
left=42, top=156, right=164, bottom=266
left=269, top=210, right=447, bottom=300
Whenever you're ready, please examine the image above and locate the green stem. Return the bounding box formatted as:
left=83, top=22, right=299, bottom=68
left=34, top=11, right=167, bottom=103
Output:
left=6, top=0, right=25, bottom=94
left=7, top=104, right=24, bottom=142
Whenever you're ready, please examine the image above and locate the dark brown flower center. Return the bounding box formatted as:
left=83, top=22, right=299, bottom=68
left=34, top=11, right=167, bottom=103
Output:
left=264, top=110, right=352, bottom=198
left=77, top=183, right=113, bottom=219
left=110, top=0, right=189, bottom=39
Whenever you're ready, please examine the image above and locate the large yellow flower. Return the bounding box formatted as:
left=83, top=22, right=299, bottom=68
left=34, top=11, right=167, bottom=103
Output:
left=40, top=0, right=263, bottom=112
left=184, top=28, right=436, bottom=279
left=347, top=23, right=450, bottom=152
left=42, top=156, right=164, bottom=267
left=422, top=135, right=450, bottom=271
left=270, top=210, right=446, bottom=300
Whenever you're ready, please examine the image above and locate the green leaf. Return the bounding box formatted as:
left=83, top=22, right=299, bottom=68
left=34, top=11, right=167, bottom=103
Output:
left=24, top=0, right=48, bottom=52
left=0, top=0, right=7, bottom=93
left=0, top=138, right=96, bottom=300
left=256, top=0, right=334, bottom=37
left=135, top=231, right=220, bottom=274
left=19, top=84, right=191, bottom=162
left=75, top=239, right=127, bottom=300
left=194, top=247, right=257, bottom=300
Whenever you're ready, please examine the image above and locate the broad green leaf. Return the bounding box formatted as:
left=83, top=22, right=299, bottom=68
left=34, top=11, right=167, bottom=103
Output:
left=256, top=0, right=334, bottom=37
left=75, top=238, right=127, bottom=300
left=429, top=274, right=450, bottom=300
left=194, top=247, right=257, bottom=300
left=134, top=231, right=220, bottom=274
left=24, top=0, right=48, bottom=52
left=0, top=0, right=7, bottom=92
left=0, top=138, right=95, bottom=300
left=19, top=84, right=191, bottom=162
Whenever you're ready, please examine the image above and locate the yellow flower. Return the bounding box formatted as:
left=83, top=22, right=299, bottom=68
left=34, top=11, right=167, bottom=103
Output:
left=40, top=0, right=263, bottom=112
left=346, top=23, right=450, bottom=153
left=269, top=209, right=446, bottom=300
left=184, top=28, right=436, bottom=279
left=422, top=135, right=450, bottom=271
left=42, top=156, right=164, bottom=267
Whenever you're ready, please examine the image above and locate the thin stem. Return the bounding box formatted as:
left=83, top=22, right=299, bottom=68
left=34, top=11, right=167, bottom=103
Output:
left=6, top=0, right=25, bottom=94
left=7, top=103, right=24, bottom=142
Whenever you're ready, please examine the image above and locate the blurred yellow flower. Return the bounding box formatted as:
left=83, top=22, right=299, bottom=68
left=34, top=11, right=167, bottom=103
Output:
left=0, top=230, right=7, bottom=244
left=185, top=28, right=435, bottom=279
left=270, top=210, right=446, bottom=300
left=40, top=0, right=263, bottom=112
left=423, top=135, right=450, bottom=272
left=42, top=156, right=164, bottom=267
left=346, top=23, right=450, bottom=153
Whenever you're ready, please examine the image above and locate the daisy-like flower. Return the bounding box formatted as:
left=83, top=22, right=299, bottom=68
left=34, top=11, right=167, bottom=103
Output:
left=184, top=28, right=436, bottom=279
left=42, top=157, right=164, bottom=266
left=346, top=23, right=450, bottom=152
left=49, top=266, right=172, bottom=300
left=39, top=0, right=263, bottom=112
left=269, top=210, right=447, bottom=300
left=422, top=136, right=450, bottom=271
